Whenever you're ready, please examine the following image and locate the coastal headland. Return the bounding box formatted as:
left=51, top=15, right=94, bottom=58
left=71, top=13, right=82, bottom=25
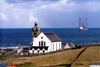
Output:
left=2, top=45, right=100, bottom=67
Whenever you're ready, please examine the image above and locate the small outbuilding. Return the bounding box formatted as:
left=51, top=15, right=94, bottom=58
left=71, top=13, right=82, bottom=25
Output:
left=17, top=44, right=23, bottom=55
left=64, top=43, right=75, bottom=49
left=90, top=62, right=100, bottom=67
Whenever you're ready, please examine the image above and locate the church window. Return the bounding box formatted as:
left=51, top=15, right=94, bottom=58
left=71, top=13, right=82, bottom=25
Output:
left=36, top=27, right=38, bottom=30
left=43, top=50, right=45, bottom=53
left=41, top=41, right=43, bottom=46
left=34, top=32, right=37, bottom=35
left=33, top=50, right=34, bottom=54
left=41, top=37, right=43, bottom=39
left=44, top=42, right=46, bottom=46
left=39, top=41, right=41, bottom=46
left=37, top=50, right=39, bottom=54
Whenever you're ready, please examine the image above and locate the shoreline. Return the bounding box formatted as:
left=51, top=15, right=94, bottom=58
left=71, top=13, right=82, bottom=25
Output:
left=0, top=42, right=100, bottom=49
left=0, top=46, right=29, bottom=49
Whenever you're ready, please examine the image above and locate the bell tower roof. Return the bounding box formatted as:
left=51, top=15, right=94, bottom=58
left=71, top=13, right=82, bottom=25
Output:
left=35, top=22, right=38, bottom=26
left=33, top=22, right=40, bottom=31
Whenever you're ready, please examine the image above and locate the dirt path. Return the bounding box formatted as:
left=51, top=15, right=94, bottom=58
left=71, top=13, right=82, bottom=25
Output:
left=70, top=47, right=87, bottom=67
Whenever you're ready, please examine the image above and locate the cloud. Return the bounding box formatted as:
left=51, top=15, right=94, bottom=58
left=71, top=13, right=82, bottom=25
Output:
left=39, top=0, right=68, bottom=9
left=82, top=1, right=100, bottom=12
left=4, top=0, right=100, bottom=12
left=70, top=0, right=100, bottom=2
left=5, top=0, right=59, bottom=3
left=0, top=13, right=9, bottom=21
left=29, top=13, right=38, bottom=22
left=0, top=0, right=14, bottom=10
left=1, top=0, right=100, bottom=28
left=30, top=0, right=100, bottom=12
left=3, top=0, right=100, bottom=11
left=38, top=0, right=79, bottom=12
left=5, top=3, right=14, bottom=9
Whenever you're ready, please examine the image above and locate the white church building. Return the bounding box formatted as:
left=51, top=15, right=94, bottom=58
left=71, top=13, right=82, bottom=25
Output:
left=29, top=23, right=62, bottom=54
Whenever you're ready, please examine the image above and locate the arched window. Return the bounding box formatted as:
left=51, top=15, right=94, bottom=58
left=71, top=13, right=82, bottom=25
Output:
left=41, top=41, right=43, bottom=46
left=36, top=27, right=38, bottom=30
left=39, top=41, right=41, bottom=46
left=43, top=50, right=45, bottom=53
left=33, top=50, right=34, bottom=54
left=37, top=50, right=39, bottom=54
left=44, top=42, right=46, bottom=46
left=34, top=32, right=37, bottom=35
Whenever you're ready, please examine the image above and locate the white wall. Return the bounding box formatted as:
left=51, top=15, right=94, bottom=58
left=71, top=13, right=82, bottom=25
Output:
left=51, top=42, right=62, bottom=51
left=32, top=32, right=51, bottom=53
left=29, top=50, right=32, bottom=54
left=33, top=38, right=36, bottom=41
left=90, top=65, right=100, bottom=67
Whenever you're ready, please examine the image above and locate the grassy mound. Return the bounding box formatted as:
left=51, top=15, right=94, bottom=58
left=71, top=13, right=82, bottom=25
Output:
left=73, top=46, right=100, bottom=67
left=0, top=54, right=10, bottom=60
left=3, top=46, right=100, bottom=67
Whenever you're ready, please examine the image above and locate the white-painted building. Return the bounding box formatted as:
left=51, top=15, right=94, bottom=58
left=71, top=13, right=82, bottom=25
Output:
left=90, top=63, right=100, bottom=67
left=29, top=23, right=62, bottom=54
left=64, top=43, right=75, bottom=49
left=17, top=44, right=23, bottom=55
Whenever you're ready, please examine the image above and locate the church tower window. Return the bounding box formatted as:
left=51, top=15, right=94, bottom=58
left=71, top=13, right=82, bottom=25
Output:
left=34, top=32, right=37, bottom=35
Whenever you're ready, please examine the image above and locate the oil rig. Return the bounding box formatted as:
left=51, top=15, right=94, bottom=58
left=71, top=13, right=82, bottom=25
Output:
left=79, top=16, right=88, bottom=31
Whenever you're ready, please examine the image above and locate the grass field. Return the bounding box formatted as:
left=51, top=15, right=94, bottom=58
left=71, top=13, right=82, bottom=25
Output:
left=72, top=46, right=100, bottom=67
left=0, top=54, right=10, bottom=60
left=3, top=46, right=100, bottom=67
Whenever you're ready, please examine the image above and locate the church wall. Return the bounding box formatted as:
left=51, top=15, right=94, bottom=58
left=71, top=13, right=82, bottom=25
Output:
left=32, top=32, right=52, bottom=53
left=29, top=50, right=32, bottom=54
left=51, top=42, right=62, bottom=51
left=32, top=32, right=62, bottom=53
left=34, top=50, right=48, bottom=54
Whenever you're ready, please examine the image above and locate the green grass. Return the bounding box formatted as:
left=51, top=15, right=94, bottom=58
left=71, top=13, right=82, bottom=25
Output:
left=3, top=46, right=100, bottom=67
left=3, top=48, right=84, bottom=66
left=72, top=46, right=100, bottom=67
left=16, top=63, right=70, bottom=67
left=0, top=54, right=10, bottom=60
left=16, top=62, right=36, bottom=67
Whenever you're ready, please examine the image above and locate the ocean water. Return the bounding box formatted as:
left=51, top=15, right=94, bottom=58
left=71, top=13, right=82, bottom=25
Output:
left=0, top=28, right=100, bottom=47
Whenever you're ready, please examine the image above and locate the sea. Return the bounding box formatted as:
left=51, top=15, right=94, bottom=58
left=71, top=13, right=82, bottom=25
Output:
left=0, top=28, right=100, bottom=47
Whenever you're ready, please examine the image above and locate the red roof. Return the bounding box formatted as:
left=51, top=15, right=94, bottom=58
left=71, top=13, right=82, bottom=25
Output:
left=7, top=64, right=16, bottom=67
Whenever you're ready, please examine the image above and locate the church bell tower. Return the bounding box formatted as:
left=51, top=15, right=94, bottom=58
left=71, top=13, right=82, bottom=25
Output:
left=32, top=22, right=40, bottom=41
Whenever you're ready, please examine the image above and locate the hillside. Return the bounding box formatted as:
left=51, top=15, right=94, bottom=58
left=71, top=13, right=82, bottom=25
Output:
left=3, top=46, right=100, bottom=67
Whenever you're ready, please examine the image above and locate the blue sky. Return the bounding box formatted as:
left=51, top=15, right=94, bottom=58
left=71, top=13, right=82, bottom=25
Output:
left=0, top=0, right=100, bottom=28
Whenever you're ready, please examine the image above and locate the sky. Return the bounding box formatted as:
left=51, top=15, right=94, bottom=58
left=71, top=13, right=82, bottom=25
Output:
left=0, top=0, right=100, bottom=28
